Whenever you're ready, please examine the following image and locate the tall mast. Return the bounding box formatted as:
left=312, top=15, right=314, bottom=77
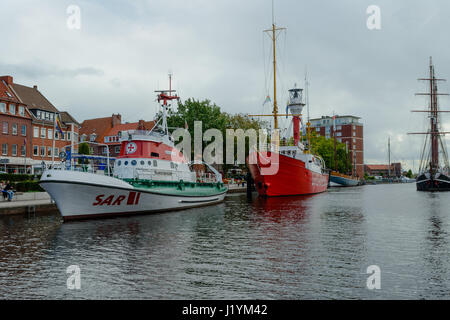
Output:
left=264, top=3, right=285, bottom=130
left=409, top=57, right=450, bottom=172
left=305, top=71, right=311, bottom=153
left=272, top=23, right=278, bottom=129
left=388, top=136, right=391, bottom=177
left=333, top=113, right=337, bottom=171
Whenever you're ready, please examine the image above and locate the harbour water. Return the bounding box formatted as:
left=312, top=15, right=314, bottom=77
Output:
left=1, top=183, right=449, bottom=299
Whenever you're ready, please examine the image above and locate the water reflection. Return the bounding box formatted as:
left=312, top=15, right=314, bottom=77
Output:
left=1, top=185, right=450, bottom=299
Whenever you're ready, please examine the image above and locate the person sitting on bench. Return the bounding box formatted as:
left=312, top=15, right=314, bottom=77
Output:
left=4, top=181, right=14, bottom=201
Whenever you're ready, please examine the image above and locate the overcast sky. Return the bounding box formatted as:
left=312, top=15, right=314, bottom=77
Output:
left=1, top=0, right=450, bottom=170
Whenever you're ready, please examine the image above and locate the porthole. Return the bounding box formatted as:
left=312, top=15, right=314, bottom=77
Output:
left=148, top=161, right=152, bottom=166
left=124, top=161, right=129, bottom=165
left=153, top=160, right=157, bottom=167
left=140, top=160, right=145, bottom=165
left=131, top=160, right=137, bottom=166
left=117, top=160, right=121, bottom=166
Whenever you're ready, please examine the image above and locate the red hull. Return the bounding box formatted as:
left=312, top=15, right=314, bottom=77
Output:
left=247, top=152, right=329, bottom=197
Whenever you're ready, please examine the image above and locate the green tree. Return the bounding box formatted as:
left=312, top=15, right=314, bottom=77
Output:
left=163, top=99, right=265, bottom=171
left=309, top=131, right=352, bottom=173
left=406, top=169, right=413, bottom=178
left=78, top=142, right=90, bottom=167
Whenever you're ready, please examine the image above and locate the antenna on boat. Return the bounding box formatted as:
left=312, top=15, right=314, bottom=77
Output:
left=155, top=73, right=180, bottom=135
left=305, top=68, right=311, bottom=153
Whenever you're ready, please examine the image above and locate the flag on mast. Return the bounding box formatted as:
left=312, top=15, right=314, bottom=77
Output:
left=263, top=95, right=271, bottom=106
left=55, top=114, right=64, bottom=136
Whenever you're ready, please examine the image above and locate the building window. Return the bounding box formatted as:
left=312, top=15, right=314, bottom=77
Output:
left=2, top=122, right=8, bottom=134
left=9, top=104, right=15, bottom=115
left=41, top=128, right=46, bottom=138
left=353, top=145, right=356, bottom=150
left=80, top=134, right=86, bottom=142
left=12, top=123, right=17, bottom=135
left=54, top=147, right=59, bottom=157
left=40, top=146, right=45, bottom=157
left=2, top=144, right=7, bottom=155
left=337, top=125, right=342, bottom=130
left=33, top=145, right=38, bottom=156
left=89, top=147, right=94, bottom=154
left=353, top=132, right=356, bottom=137
left=60, top=132, right=65, bottom=141
left=37, top=110, right=42, bottom=119
left=316, top=127, right=320, bottom=132
left=21, top=145, right=26, bottom=157
left=48, top=129, right=53, bottom=139
left=33, top=126, right=39, bottom=138
left=19, top=106, right=25, bottom=116
left=12, top=144, right=17, bottom=156
left=55, top=131, right=59, bottom=140
left=47, top=147, right=52, bottom=157
left=336, top=132, right=342, bottom=137
left=102, top=146, right=107, bottom=154
left=90, top=133, right=97, bottom=142
left=67, top=132, right=71, bottom=141
left=21, top=125, right=26, bottom=136
left=0, top=103, right=5, bottom=113
left=353, top=138, right=356, bottom=143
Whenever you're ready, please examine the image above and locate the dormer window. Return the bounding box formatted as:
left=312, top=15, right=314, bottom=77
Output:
left=9, top=104, right=15, bottom=115
left=80, top=134, right=87, bottom=142
left=90, top=133, right=97, bottom=142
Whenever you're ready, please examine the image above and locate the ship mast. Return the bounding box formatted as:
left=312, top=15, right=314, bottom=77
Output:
left=409, top=57, right=450, bottom=173
left=263, top=7, right=285, bottom=130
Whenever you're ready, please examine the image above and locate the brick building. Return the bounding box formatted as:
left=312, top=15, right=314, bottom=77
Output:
left=0, top=75, right=80, bottom=173
left=79, top=114, right=154, bottom=157
left=309, top=115, right=364, bottom=177
left=0, top=77, right=32, bottom=173
left=364, top=163, right=402, bottom=178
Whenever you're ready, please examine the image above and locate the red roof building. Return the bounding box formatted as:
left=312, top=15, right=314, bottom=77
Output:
left=364, top=163, right=402, bottom=177
left=79, top=115, right=154, bottom=157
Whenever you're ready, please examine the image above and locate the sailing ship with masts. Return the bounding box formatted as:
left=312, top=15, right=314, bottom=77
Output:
left=246, top=18, right=329, bottom=197
left=409, top=57, right=450, bottom=191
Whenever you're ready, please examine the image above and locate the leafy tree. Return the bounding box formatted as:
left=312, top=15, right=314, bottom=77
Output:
left=308, top=131, right=352, bottom=174
left=406, top=169, right=413, bottom=178
left=78, top=142, right=90, bottom=166
left=163, top=98, right=265, bottom=171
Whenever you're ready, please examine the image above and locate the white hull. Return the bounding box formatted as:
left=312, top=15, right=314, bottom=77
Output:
left=40, top=170, right=226, bottom=221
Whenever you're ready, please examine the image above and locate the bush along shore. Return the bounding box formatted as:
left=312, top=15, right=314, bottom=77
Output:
left=0, top=173, right=44, bottom=193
